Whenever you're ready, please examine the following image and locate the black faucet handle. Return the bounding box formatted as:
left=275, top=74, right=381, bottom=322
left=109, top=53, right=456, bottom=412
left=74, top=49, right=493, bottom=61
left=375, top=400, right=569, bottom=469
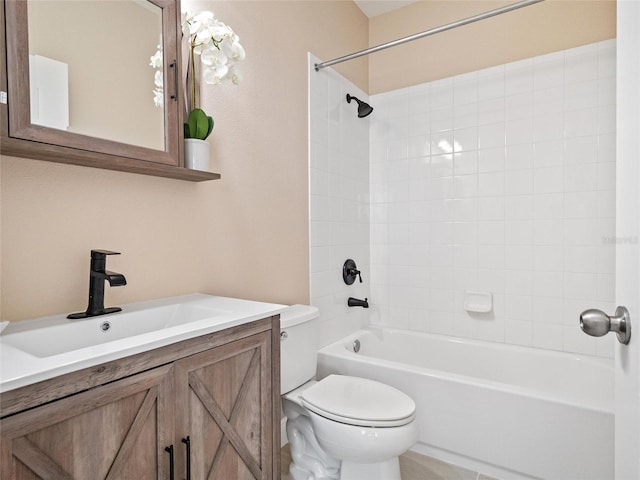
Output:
left=90, top=250, right=122, bottom=272
left=343, top=259, right=364, bottom=285
left=91, top=249, right=121, bottom=258
left=347, top=268, right=363, bottom=283
left=355, top=270, right=363, bottom=283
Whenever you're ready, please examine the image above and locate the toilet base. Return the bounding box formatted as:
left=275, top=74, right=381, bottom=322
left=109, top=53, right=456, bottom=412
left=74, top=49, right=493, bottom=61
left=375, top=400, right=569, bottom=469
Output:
left=286, top=412, right=340, bottom=480
left=339, top=458, right=401, bottom=480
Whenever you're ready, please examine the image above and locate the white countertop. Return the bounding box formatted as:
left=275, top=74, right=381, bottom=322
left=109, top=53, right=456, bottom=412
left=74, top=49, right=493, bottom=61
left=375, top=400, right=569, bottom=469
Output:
left=0, top=294, right=287, bottom=393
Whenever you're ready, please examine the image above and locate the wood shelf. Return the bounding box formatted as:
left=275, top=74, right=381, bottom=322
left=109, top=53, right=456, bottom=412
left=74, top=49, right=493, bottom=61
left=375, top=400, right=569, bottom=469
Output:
left=0, top=136, right=221, bottom=182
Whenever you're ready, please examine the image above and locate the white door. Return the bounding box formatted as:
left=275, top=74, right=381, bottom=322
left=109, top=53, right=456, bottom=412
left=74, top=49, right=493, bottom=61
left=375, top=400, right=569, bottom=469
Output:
left=615, top=2, right=640, bottom=479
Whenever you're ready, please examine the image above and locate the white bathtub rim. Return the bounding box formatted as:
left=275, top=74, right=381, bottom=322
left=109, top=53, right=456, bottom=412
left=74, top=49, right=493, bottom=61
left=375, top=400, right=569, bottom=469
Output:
left=318, top=327, right=614, bottom=415
left=337, top=325, right=612, bottom=369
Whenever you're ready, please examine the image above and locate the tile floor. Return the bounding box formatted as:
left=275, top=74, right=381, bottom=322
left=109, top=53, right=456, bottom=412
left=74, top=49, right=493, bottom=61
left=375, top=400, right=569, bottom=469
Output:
left=281, top=445, right=499, bottom=480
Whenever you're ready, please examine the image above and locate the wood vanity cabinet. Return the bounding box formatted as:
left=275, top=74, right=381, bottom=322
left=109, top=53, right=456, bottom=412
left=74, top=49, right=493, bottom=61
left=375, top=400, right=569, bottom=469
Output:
left=0, top=364, right=175, bottom=479
left=0, top=316, right=280, bottom=480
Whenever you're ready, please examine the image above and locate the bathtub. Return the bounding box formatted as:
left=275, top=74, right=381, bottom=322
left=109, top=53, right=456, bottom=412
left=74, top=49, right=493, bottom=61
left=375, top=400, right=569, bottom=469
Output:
left=316, top=327, right=614, bottom=480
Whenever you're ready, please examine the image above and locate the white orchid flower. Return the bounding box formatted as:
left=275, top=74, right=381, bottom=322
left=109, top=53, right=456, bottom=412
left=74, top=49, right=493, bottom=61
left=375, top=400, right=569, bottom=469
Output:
left=149, top=47, right=162, bottom=68
left=153, top=88, right=163, bottom=107
left=154, top=70, right=163, bottom=88
left=209, top=20, right=229, bottom=34
left=227, top=65, right=242, bottom=85
left=201, top=47, right=226, bottom=66
left=181, top=10, right=194, bottom=36
left=222, top=40, right=245, bottom=63
left=203, top=64, right=229, bottom=85
left=189, top=10, right=214, bottom=35
left=181, top=9, right=245, bottom=113
left=149, top=42, right=163, bottom=107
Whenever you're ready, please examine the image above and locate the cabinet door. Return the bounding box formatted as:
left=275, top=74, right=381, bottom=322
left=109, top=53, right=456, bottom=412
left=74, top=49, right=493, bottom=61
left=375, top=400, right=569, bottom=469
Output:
left=174, top=332, right=273, bottom=480
left=0, top=364, right=174, bottom=480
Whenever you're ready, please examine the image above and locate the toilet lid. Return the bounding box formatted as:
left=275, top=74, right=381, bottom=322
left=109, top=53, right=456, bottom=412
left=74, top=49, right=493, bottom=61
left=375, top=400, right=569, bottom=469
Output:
left=300, top=375, right=416, bottom=427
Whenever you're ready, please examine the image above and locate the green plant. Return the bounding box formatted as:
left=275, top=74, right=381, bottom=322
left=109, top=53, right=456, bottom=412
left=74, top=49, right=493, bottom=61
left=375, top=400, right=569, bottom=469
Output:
left=184, top=108, right=214, bottom=141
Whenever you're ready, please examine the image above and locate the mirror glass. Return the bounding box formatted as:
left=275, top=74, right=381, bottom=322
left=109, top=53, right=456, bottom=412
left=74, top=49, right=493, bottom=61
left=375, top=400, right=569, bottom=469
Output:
left=26, top=0, right=165, bottom=151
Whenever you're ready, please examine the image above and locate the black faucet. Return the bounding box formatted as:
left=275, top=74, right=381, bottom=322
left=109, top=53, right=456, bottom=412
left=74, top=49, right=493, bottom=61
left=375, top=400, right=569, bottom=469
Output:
left=68, top=250, right=127, bottom=319
left=348, top=297, right=369, bottom=308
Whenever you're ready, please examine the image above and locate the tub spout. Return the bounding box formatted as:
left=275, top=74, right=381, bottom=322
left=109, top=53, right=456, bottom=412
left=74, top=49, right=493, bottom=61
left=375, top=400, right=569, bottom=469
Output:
left=348, top=297, right=369, bottom=308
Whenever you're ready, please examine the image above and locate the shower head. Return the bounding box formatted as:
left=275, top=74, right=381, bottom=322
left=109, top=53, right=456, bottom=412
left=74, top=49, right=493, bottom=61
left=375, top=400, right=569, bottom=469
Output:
left=346, top=94, right=373, bottom=118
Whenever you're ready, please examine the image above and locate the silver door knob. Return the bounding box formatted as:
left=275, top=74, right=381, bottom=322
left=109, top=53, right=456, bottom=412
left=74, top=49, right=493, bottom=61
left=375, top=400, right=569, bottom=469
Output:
left=579, top=306, right=631, bottom=345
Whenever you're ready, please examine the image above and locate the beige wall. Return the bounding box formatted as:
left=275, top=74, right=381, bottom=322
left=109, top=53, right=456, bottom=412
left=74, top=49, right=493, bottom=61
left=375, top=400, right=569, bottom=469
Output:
left=369, top=0, right=616, bottom=94
left=0, top=0, right=368, bottom=321
left=0, top=0, right=615, bottom=322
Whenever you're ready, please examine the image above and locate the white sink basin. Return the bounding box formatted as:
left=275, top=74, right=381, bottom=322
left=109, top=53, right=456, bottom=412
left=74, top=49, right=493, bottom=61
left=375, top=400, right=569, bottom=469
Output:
left=0, top=294, right=287, bottom=392
left=2, top=303, right=229, bottom=358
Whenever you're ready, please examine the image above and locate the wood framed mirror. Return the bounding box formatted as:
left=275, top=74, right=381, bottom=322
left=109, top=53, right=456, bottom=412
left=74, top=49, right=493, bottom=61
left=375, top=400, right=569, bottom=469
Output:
left=0, top=0, right=219, bottom=182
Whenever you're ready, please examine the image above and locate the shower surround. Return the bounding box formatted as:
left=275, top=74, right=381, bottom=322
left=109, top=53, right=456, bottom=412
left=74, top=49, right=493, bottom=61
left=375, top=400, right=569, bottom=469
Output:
left=307, top=36, right=618, bottom=480
left=308, top=53, right=371, bottom=348
left=368, top=39, right=616, bottom=358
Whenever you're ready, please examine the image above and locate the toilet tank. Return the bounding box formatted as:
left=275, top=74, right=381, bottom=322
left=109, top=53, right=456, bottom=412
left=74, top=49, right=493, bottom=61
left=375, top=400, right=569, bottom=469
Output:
left=280, top=305, right=320, bottom=394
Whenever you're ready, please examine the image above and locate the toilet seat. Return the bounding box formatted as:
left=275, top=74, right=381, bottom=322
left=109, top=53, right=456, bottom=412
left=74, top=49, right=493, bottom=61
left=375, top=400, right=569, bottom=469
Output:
left=300, top=374, right=416, bottom=427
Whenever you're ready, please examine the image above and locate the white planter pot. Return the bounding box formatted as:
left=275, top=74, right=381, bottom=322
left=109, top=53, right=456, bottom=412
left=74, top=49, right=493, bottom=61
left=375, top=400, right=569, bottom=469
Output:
left=184, top=138, right=210, bottom=171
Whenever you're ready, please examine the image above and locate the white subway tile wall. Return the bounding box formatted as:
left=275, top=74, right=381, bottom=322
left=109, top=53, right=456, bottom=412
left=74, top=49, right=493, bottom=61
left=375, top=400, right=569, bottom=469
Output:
left=309, top=54, right=371, bottom=348
left=368, top=40, right=616, bottom=358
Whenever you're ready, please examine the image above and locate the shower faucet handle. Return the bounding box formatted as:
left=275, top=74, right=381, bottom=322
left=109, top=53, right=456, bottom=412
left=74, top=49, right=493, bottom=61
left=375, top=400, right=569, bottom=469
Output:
left=347, top=267, right=362, bottom=283
left=343, top=259, right=363, bottom=285
left=354, top=269, right=362, bottom=283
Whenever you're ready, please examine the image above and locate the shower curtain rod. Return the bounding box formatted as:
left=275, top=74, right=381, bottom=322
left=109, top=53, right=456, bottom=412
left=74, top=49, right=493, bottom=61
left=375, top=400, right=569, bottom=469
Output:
left=314, top=0, right=544, bottom=72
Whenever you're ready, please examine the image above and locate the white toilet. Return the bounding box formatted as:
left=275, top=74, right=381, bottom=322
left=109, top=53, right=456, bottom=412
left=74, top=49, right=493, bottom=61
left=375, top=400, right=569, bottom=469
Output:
left=280, top=305, right=418, bottom=480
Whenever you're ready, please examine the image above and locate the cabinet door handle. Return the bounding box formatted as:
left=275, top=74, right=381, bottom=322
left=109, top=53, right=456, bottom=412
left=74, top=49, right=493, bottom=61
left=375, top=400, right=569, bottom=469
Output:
left=165, top=445, right=175, bottom=480
left=182, top=436, right=191, bottom=480
left=170, top=60, right=178, bottom=101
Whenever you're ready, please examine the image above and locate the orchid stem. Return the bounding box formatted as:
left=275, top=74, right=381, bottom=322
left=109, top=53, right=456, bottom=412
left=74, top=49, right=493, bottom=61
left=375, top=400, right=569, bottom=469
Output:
left=190, top=42, right=197, bottom=110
